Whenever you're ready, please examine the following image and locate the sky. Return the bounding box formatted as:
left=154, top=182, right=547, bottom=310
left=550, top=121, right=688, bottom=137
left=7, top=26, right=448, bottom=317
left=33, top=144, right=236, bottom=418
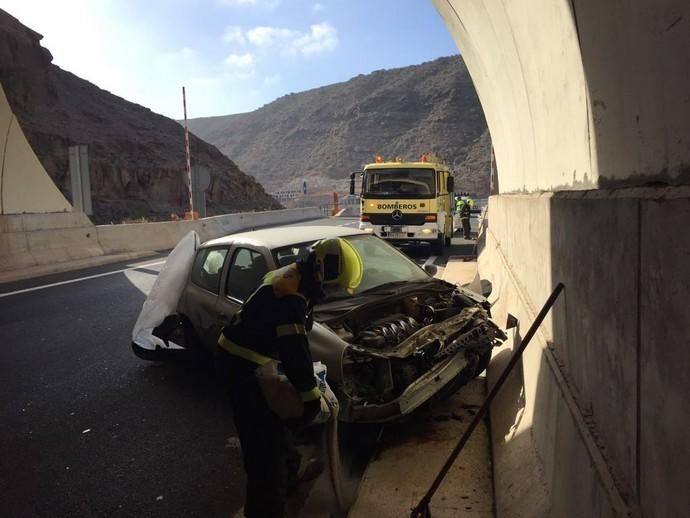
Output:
left=3, top=0, right=459, bottom=119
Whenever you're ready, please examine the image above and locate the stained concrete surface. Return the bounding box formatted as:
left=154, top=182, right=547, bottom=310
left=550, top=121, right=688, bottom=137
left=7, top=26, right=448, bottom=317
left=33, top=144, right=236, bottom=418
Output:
left=549, top=197, right=639, bottom=494
left=478, top=192, right=690, bottom=517
left=478, top=194, right=623, bottom=517
left=639, top=198, right=690, bottom=517
left=347, top=256, right=494, bottom=517
left=349, top=378, right=493, bottom=518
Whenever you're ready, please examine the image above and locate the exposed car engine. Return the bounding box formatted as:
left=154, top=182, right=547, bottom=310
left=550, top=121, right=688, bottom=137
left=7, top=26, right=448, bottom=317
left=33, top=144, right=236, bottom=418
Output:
left=357, top=314, right=422, bottom=348
left=327, top=286, right=506, bottom=410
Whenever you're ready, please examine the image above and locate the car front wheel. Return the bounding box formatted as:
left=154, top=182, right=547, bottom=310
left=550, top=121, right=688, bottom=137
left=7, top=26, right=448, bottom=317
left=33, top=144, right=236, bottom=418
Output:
left=131, top=315, right=199, bottom=362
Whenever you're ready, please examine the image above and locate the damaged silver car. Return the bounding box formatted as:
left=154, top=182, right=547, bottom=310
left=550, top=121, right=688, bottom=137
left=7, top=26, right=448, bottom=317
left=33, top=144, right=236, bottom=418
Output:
left=132, top=226, right=506, bottom=423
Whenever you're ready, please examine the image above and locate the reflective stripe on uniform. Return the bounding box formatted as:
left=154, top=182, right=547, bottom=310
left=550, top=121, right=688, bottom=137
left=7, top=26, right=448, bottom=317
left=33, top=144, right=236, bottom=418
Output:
left=275, top=323, right=306, bottom=337
left=218, top=335, right=272, bottom=365
left=300, top=386, right=322, bottom=402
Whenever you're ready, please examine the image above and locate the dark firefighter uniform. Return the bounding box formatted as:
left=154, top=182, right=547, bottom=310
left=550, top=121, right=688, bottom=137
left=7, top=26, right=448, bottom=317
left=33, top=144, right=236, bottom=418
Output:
left=219, top=264, right=320, bottom=517
left=218, top=238, right=363, bottom=518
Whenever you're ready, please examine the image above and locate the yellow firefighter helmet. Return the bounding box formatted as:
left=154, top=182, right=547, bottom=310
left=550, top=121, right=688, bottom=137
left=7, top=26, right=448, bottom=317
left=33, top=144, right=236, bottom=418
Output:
left=311, top=237, right=363, bottom=291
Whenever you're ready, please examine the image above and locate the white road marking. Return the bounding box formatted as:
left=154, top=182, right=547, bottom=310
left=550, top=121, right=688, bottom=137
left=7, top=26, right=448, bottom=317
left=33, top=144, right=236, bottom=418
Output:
left=0, top=260, right=166, bottom=299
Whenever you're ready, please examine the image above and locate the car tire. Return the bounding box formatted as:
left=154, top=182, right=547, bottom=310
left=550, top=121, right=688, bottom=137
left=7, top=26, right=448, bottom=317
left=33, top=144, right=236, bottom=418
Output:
left=132, top=316, right=203, bottom=364
left=433, top=350, right=493, bottom=402
left=131, top=341, right=185, bottom=361
left=472, top=350, right=492, bottom=377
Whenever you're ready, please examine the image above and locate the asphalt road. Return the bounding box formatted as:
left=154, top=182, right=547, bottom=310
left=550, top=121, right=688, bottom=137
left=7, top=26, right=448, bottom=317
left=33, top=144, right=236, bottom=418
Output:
left=0, top=217, right=478, bottom=517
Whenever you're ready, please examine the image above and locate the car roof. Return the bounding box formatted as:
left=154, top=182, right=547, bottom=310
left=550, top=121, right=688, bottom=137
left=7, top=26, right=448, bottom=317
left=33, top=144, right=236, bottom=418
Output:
left=202, top=225, right=367, bottom=250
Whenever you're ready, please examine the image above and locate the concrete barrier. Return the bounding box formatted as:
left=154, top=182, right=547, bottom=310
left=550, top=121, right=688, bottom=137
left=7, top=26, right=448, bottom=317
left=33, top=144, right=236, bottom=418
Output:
left=480, top=187, right=690, bottom=518
left=0, top=207, right=322, bottom=278
left=95, top=207, right=321, bottom=255
left=0, top=212, right=103, bottom=272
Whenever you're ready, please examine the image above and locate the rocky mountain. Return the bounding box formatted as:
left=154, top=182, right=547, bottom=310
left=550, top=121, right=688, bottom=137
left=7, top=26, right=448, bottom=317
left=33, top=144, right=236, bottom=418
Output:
left=187, top=56, right=491, bottom=198
left=0, top=9, right=280, bottom=224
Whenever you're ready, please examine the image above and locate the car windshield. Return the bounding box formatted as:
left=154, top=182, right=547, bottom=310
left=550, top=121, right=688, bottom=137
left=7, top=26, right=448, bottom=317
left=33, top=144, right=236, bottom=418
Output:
left=364, top=168, right=436, bottom=198
left=271, top=234, right=430, bottom=301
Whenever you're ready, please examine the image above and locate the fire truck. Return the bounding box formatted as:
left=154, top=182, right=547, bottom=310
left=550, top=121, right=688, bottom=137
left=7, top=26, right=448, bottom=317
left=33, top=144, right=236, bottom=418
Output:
left=349, top=154, right=455, bottom=254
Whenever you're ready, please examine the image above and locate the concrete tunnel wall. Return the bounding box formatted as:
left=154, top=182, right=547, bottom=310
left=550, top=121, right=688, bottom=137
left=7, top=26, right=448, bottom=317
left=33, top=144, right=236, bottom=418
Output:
left=433, top=1, right=690, bottom=517
left=0, top=82, right=72, bottom=214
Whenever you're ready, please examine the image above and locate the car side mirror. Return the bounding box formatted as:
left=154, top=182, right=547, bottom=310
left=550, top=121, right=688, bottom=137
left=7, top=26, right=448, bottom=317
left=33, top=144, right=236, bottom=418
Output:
left=480, top=279, right=493, bottom=298
left=506, top=313, right=518, bottom=330
left=423, top=263, right=438, bottom=277
left=447, top=176, right=454, bottom=193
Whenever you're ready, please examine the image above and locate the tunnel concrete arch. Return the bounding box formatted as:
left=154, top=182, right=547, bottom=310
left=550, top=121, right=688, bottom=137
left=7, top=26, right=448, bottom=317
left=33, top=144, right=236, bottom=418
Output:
left=0, top=83, right=72, bottom=214
left=434, top=0, right=689, bottom=193
left=432, top=1, right=690, bottom=517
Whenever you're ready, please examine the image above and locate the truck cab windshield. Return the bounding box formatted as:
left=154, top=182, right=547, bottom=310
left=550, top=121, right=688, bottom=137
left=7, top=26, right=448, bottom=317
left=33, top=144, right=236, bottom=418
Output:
left=365, top=168, right=436, bottom=198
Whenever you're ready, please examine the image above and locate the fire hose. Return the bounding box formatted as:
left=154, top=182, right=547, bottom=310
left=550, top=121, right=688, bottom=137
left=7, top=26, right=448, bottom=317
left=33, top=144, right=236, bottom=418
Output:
left=321, top=387, right=347, bottom=511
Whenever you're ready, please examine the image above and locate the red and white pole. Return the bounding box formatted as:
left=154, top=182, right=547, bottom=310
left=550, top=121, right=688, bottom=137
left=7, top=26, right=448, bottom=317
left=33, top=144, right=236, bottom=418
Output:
left=182, top=86, right=194, bottom=216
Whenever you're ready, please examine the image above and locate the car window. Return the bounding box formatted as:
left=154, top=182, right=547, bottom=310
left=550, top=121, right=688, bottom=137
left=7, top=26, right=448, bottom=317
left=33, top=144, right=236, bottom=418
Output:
left=226, top=247, right=269, bottom=301
left=191, top=247, right=229, bottom=294
left=274, top=244, right=312, bottom=268
left=272, top=235, right=429, bottom=300
left=341, top=235, right=428, bottom=292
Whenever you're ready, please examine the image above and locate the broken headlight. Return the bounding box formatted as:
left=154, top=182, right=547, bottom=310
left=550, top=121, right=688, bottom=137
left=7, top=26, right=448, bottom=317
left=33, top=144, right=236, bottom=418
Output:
left=342, top=348, right=395, bottom=404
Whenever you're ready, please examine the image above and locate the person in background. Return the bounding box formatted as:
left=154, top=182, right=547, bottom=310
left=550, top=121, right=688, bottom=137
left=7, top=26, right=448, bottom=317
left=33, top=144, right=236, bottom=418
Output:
left=456, top=192, right=475, bottom=239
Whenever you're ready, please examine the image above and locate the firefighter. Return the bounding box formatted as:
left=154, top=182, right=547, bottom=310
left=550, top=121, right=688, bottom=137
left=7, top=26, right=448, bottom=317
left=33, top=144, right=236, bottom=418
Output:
left=456, top=193, right=474, bottom=239
left=218, top=237, right=363, bottom=518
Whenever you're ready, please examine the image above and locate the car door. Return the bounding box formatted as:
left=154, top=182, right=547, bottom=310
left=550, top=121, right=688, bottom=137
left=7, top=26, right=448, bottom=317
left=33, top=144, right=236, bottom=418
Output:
left=184, top=246, right=231, bottom=350
left=216, top=245, right=272, bottom=333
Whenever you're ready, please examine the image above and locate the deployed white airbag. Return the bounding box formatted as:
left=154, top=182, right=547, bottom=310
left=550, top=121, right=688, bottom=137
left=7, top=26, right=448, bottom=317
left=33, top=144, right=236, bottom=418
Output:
left=132, top=231, right=199, bottom=350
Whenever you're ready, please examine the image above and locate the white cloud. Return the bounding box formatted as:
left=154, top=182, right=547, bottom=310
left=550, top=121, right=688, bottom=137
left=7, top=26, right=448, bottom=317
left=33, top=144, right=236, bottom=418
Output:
left=243, top=22, right=337, bottom=56
left=222, top=26, right=246, bottom=45
left=312, top=3, right=325, bottom=13
left=246, top=26, right=297, bottom=47
left=290, top=22, right=337, bottom=55
left=223, top=52, right=255, bottom=68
